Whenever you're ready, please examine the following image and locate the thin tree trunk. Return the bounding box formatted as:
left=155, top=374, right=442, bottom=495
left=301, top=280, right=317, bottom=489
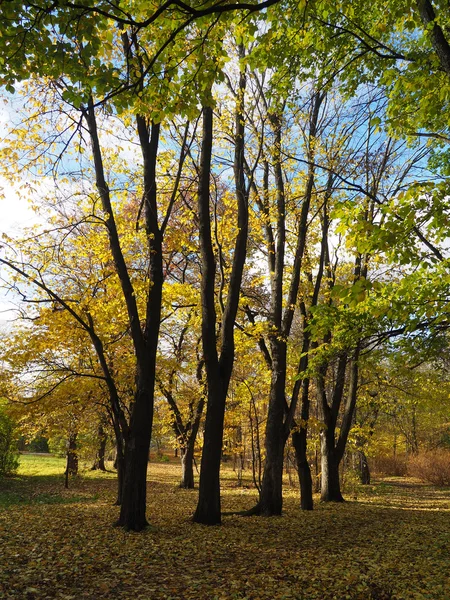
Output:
left=117, top=118, right=163, bottom=531
left=194, top=50, right=249, bottom=524
left=258, top=342, right=287, bottom=515
left=161, top=362, right=205, bottom=490
left=115, top=444, right=126, bottom=505
left=358, top=450, right=371, bottom=484
left=65, top=432, right=78, bottom=488
left=417, top=0, right=450, bottom=76
left=256, top=94, right=324, bottom=516
left=110, top=412, right=126, bottom=505
left=292, top=428, right=313, bottom=509
left=320, top=431, right=344, bottom=502
left=92, top=422, right=107, bottom=471
left=292, top=366, right=313, bottom=511
left=66, top=432, right=78, bottom=476
left=180, top=444, right=195, bottom=489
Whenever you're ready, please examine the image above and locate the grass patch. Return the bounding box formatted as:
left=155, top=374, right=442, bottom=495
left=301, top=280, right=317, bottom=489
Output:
left=0, top=454, right=113, bottom=508
left=17, top=453, right=66, bottom=477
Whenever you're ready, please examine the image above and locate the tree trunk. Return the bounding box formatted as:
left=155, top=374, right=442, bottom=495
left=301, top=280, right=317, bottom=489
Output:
left=116, top=116, right=162, bottom=531
left=65, top=432, right=78, bottom=489
left=291, top=344, right=314, bottom=510
left=193, top=105, right=223, bottom=525
left=117, top=369, right=155, bottom=530
left=358, top=450, right=370, bottom=485
left=92, top=422, right=107, bottom=471
left=85, top=103, right=163, bottom=531
left=417, top=0, right=450, bottom=77
left=258, top=342, right=287, bottom=516
left=256, top=109, right=288, bottom=517
left=193, top=383, right=227, bottom=524
left=253, top=96, right=324, bottom=517
left=194, top=61, right=249, bottom=525
left=259, top=436, right=285, bottom=515
left=180, top=444, right=195, bottom=489
left=292, top=428, right=313, bottom=510
left=109, top=413, right=127, bottom=505
left=320, top=431, right=344, bottom=502
left=115, top=452, right=125, bottom=506
left=67, top=433, right=78, bottom=475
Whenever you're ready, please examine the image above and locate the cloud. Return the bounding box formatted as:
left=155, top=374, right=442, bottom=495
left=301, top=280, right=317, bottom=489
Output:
left=0, top=177, right=40, bottom=235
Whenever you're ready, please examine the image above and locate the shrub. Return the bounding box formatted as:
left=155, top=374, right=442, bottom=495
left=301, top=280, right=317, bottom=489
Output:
left=408, top=450, right=450, bottom=486
left=26, top=436, right=50, bottom=453
left=371, top=454, right=408, bottom=477
left=0, top=412, right=20, bottom=477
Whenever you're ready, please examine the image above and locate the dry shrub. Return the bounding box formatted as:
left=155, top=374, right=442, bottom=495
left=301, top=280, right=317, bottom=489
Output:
left=371, top=454, right=408, bottom=477
left=408, top=449, right=450, bottom=486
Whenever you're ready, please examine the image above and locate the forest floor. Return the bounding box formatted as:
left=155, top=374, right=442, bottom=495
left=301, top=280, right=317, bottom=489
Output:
left=0, top=455, right=449, bottom=600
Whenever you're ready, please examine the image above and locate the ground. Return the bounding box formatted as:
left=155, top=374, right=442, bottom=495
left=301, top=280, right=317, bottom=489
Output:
left=0, top=455, right=449, bottom=600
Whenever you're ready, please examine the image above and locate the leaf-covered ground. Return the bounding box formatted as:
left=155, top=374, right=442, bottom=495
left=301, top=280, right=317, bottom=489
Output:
left=0, top=456, right=449, bottom=600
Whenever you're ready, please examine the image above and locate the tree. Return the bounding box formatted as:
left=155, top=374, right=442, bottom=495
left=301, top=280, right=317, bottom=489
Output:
left=0, top=406, right=19, bottom=477
left=157, top=295, right=205, bottom=488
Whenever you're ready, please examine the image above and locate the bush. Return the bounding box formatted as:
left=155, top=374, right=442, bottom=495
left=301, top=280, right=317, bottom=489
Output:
left=371, top=454, right=408, bottom=477
left=26, top=436, right=50, bottom=453
left=408, top=450, right=450, bottom=486
left=0, top=412, right=20, bottom=477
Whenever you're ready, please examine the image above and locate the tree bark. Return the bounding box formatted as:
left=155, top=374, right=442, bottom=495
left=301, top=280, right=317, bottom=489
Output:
left=181, top=391, right=205, bottom=489
left=320, top=431, right=344, bottom=502
left=292, top=428, right=313, bottom=509
left=66, top=432, right=78, bottom=475
left=358, top=450, right=370, bottom=485
left=65, top=432, right=78, bottom=489
left=317, top=352, right=347, bottom=502
left=291, top=362, right=313, bottom=510
left=258, top=341, right=287, bottom=515
left=319, top=347, right=361, bottom=502
left=116, top=118, right=163, bottom=531
left=193, top=105, right=223, bottom=525
left=115, top=443, right=126, bottom=505
left=118, top=375, right=155, bottom=529
left=180, top=445, right=195, bottom=489
left=194, top=50, right=249, bottom=525
left=85, top=102, right=163, bottom=530
left=417, top=0, right=450, bottom=77
left=255, top=93, right=324, bottom=516
left=92, top=422, right=107, bottom=471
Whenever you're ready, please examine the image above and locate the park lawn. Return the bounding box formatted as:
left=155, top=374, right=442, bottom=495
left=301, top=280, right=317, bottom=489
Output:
left=0, top=455, right=449, bottom=600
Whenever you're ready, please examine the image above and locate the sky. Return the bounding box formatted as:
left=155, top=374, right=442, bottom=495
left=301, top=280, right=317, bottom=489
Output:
left=0, top=179, right=39, bottom=327
left=0, top=91, right=140, bottom=330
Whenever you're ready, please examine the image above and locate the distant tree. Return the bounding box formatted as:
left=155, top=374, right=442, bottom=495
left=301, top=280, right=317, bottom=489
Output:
left=0, top=408, right=19, bottom=477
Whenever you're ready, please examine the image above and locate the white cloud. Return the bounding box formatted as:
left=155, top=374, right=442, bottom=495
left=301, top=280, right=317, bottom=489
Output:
left=0, top=177, right=40, bottom=235
left=0, top=177, right=49, bottom=327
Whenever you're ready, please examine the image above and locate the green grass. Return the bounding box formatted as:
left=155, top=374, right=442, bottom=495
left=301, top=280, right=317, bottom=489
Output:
left=17, top=452, right=117, bottom=478
left=17, top=453, right=66, bottom=477
left=0, top=453, right=110, bottom=508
